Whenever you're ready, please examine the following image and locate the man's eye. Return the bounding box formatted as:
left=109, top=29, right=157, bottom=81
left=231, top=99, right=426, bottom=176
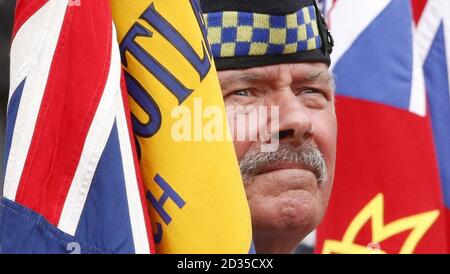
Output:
left=301, top=89, right=319, bottom=94
left=232, top=90, right=252, bottom=97
left=296, top=88, right=327, bottom=98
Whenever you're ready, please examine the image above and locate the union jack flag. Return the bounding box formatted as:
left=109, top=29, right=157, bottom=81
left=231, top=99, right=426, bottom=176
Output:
left=0, top=0, right=154, bottom=253
left=315, top=0, right=450, bottom=253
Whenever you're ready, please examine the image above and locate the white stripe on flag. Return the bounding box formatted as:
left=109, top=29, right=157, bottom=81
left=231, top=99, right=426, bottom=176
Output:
left=415, top=0, right=450, bottom=103
left=4, top=0, right=68, bottom=200
left=410, top=22, right=427, bottom=117
left=116, top=72, right=151, bottom=254
left=57, top=24, right=121, bottom=236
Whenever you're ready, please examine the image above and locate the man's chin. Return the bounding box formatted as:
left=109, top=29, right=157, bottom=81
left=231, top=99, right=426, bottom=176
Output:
left=253, top=189, right=321, bottom=233
left=245, top=168, right=323, bottom=234
left=250, top=189, right=322, bottom=253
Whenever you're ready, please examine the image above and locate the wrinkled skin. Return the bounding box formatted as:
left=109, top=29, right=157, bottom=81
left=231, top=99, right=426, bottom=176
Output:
left=218, top=62, right=337, bottom=253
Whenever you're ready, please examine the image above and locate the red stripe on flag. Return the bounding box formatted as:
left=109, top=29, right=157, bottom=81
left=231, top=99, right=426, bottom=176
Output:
left=15, top=1, right=113, bottom=226
left=120, top=71, right=156, bottom=254
left=12, top=0, right=49, bottom=39
left=411, top=0, right=428, bottom=24
left=446, top=209, right=450, bottom=250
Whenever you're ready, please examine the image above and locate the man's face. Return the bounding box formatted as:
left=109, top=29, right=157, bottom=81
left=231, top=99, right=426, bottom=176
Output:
left=218, top=62, right=337, bottom=253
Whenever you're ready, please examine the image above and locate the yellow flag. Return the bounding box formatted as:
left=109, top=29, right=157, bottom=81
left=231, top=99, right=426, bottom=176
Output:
left=111, top=0, right=253, bottom=253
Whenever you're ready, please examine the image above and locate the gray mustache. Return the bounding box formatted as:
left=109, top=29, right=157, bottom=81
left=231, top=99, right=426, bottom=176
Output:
left=239, top=144, right=328, bottom=187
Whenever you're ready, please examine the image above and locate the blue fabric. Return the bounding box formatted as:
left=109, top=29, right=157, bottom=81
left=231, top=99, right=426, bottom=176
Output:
left=269, top=15, right=286, bottom=28
left=204, top=6, right=323, bottom=58
left=235, top=42, right=251, bottom=56
left=0, top=197, right=107, bottom=254
left=3, top=78, right=26, bottom=177
left=252, top=28, right=270, bottom=43
left=238, top=12, right=253, bottom=26
left=75, top=122, right=135, bottom=253
left=333, top=0, right=413, bottom=111
left=222, top=27, right=238, bottom=43
left=424, top=23, right=450, bottom=208
left=286, top=28, right=298, bottom=44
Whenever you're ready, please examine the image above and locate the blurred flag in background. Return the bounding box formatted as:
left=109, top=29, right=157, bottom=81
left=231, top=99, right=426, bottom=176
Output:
left=316, top=0, right=450, bottom=254
left=111, top=0, right=253, bottom=253
left=0, top=0, right=154, bottom=253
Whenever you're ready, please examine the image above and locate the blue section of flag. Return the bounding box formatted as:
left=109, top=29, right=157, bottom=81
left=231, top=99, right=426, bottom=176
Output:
left=75, top=122, right=135, bottom=253
left=249, top=241, right=256, bottom=254
left=3, top=78, right=26, bottom=177
left=333, top=0, right=413, bottom=111
left=0, top=197, right=107, bottom=254
left=424, top=23, right=450, bottom=209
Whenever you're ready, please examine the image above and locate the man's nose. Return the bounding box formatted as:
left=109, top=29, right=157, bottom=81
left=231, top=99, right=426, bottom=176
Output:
left=268, top=92, right=313, bottom=147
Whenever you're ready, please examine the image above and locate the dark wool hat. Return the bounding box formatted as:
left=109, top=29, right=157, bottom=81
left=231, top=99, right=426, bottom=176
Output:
left=200, top=0, right=334, bottom=70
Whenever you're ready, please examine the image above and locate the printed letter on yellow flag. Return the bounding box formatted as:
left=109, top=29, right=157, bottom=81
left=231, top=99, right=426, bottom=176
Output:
left=111, top=0, right=253, bottom=253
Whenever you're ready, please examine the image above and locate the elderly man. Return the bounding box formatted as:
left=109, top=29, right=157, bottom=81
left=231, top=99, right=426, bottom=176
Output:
left=201, top=0, right=336, bottom=253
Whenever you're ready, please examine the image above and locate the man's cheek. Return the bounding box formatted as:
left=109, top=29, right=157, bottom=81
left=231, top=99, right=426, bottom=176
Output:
left=311, top=115, right=337, bottom=168
left=311, top=115, right=337, bottom=214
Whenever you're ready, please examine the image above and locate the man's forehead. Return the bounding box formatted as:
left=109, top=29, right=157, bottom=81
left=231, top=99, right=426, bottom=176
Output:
left=219, top=63, right=334, bottom=86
